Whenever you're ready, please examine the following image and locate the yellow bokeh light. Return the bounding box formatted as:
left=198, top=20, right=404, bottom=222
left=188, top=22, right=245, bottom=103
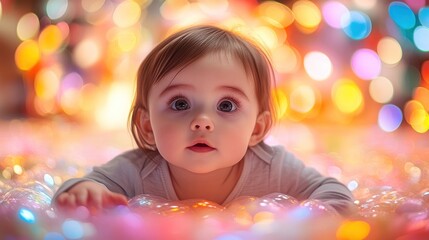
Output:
left=336, top=220, right=371, bottom=240
left=34, top=96, right=57, bottom=116
left=332, top=79, right=363, bottom=114
left=404, top=100, right=429, bottom=133
left=34, top=68, right=60, bottom=100
left=273, top=88, right=288, bottom=119
left=303, top=51, right=332, bottom=81
left=113, top=0, right=142, bottom=28
left=257, top=1, right=294, bottom=28
left=61, top=89, right=81, bottom=115
left=73, top=38, right=101, bottom=68
left=352, top=0, right=377, bottom=10
left=377, top=37, right=402, bottom=65
left=369, top=76, right=394, bottom=103
left=13, top=165, right=23, bottom=175
left=17, top=13, right=40, bottom=41
left=404, top=100, right=424, bottom=124
left=271, top=45, right=300, bottom=74
left=292, top=0, right=322, bottom=31
left=38, top=24, right=64, bottom=54
left=160, top=0, right=190, bottom=21
left=252, top=25, right=279, bottom=50
left=116, top=30, right=138, bottom=52
left=15, top=40, right=40, bottom=71
left=413, top=87, right=429, bottom=111
left=290, top=85, right=316, bottom=114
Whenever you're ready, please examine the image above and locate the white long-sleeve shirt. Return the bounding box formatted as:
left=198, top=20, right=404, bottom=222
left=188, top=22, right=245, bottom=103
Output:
left=53, top=142, right=355, bottom=215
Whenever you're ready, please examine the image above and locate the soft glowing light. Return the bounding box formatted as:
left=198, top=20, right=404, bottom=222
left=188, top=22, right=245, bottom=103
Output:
left=388, top=1, right=416, bottom=30
left=96, top=82, right=134, bottom=129
left=82, top=0, right=105, bottom=13
left=39, top=25, right=64, bottom=54
left=289, top=85, right=316, bottom=113
left=46, top=0, right=68, bottom=20
left=44, top=174, right=55, bottom=187
left=15, top=40, right=40, bottom=71
left=113, top=0, right=142, bottom=28
left=377, top=37, right=402, bottom=65
left=419, top=7, right=429, bottom=28
left=351, top=49, right=381, bottom=80
left=18, top=208, right=36, bottom=224
left=322, top=1, right=349, bottom=29
left=17, top=13, right=40, bottom=41
left=292, top=0, right=322, bottom=31
left=414, top=87, right=429, bottom=111
left=352, top=0, right=377, bottom=10
left=198, top=0, right=229, bottom=17
left=116, top=30, right=138, bottom=52
left=257, top=1, right=294, bottom=28
left=413, top=26, right=429, bottom=52
left=73, top=38, right=101, bottom=68
left=341, top=10, right=372, bottom=40
left=332, top=79, right=363, bottom=114
left=62, top=220, right=84, bottom=239
left=336, top=220, right=371, bottom=240
left=422, top=61, right=429, bottom=84
left=35, top=69, right=60, bottom=100
left=160, top=0, right=190, bottom=21
left=273, top=88, right=288, bottom=119
left=61, top=89, right=81, bottom=115
left=369, top=76, right=394, bottom=103
left=13, top=164, right=23, bottom=175
left=0, top=2, right=2, bottom=20
left=303, top=51, right=332, bottom=81
left=378, top=104, right=403, bottom=132
left=407, top=104, right=429, bottom=133
left=253, top=26, right=278, bottom=49
left=271, top=45, right=299, bottom=74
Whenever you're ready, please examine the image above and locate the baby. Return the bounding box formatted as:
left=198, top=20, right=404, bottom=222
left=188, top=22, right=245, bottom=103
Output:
left=53, top=25, right=354, bottom=215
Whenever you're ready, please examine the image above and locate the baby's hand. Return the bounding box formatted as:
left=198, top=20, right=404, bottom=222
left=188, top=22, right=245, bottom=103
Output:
left=54, top=181, right=128, bottom=212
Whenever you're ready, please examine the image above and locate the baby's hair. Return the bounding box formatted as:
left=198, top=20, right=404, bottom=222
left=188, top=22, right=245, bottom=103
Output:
left=129, top=25, right=277, bottom=150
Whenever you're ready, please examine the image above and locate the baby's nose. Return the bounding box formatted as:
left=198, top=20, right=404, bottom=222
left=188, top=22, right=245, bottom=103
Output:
left=191, top=115, right=214, bottom=131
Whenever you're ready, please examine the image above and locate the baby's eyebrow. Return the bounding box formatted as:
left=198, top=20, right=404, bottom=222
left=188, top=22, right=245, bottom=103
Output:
left=218, top=86, right=249, bottom=101
left=159, top=84, right=193, bottom=97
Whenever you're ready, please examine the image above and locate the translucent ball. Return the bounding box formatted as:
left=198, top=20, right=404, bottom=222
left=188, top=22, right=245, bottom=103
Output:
left=0, top=179, right=12, bottom=195
left=225, top=196, right=283, bottom=224
left=262, top=193, right=299, bottom=209
left=128, top=194, right=169, bottom=209
left=298, top=199, right=338, bottom=217
left=181, top=199, right=225, bottom=217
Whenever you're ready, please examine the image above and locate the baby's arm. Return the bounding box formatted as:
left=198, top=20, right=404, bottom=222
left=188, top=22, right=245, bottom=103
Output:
left=54, top=181, right=128, bottom=210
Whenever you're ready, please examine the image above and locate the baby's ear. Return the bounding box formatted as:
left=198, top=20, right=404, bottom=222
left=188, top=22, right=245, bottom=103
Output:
left=136, top=108, right=156, bottom=145
left=249, top=111, right=271, bottom=146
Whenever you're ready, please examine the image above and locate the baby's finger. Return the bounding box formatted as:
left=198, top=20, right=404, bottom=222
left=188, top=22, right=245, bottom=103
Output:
left=75, top=189, right=88, bottom=206
left=88, top=191, right=103, bottom=210
left=104, top=192, right=128, bottom=206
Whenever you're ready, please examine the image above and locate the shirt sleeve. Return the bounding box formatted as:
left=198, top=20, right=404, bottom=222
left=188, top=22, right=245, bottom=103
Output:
left=52, top=149, right=146, bottom=203
left=274, top=146, right=356, bottom=216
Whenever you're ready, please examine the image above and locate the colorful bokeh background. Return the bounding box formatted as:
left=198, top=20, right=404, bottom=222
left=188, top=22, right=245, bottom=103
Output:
left=1, top=0, right=429, bottom=239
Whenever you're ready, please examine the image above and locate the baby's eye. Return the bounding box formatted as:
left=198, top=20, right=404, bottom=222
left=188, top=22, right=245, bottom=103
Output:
left=217, top=99, right=237, bottom=112
left=170, top=98, right=190, bottom=111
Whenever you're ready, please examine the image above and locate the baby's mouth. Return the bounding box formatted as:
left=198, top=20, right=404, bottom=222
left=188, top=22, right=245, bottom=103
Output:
left=187, top=143, right=215, bottom=153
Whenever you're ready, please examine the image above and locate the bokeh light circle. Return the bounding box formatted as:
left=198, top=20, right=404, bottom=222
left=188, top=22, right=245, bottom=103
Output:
left=351, top=48, right=381, bottom=80
left=369, top=76, right=394, bottom=103
left=413, top=26, right=429, bottom=52
left=377, top=37, right=402, bottom=65
left=332, top=79, right=363, bottom=114
left=422, top=61, right=429, bottom=84
left=322, top=1, right=350, bottom=29
left=289, top=85, right=316, bottom=113
left=15, top=40, right=40, bottom=71
left=113, top=0, right=142, bottom=28
left=419, top=7, right=429, bottom=28
left=46, top=0, right=68, bottom=20
left=292, top=0, right=322, bottom=31
left=17, top=13, right=40, bottom=41
left=341, top=10, right=372, bottom=40
left=378, top=104, right=403, bottom=132
left=303, top=51, right=332, bottom=81
left=388, top=1, right=416, bottom=30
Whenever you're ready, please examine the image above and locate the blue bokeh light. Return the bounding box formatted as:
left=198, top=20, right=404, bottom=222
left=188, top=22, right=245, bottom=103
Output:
left=378, top=104, right=403, bottom=132
left=341, top=11, right=372, bottom=40
left=388, top=1, right=416, bottom=30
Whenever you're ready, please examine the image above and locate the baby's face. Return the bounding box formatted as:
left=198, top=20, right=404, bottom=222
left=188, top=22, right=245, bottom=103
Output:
left=145, top=53, right=264, bottom=173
